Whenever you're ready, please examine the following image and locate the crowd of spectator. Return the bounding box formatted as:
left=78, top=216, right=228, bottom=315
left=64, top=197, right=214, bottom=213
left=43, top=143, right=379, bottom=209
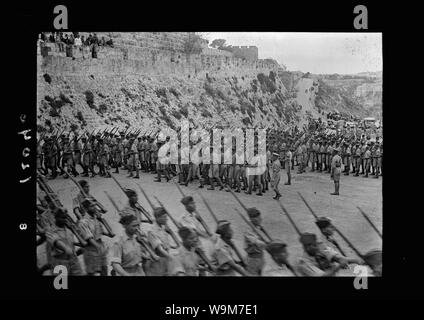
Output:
left=38, top=32, right=114, bottom=58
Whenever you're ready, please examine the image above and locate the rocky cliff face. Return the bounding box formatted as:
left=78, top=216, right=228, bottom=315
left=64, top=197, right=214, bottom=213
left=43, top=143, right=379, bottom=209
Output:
left=36, top=33, right=382, bottom=134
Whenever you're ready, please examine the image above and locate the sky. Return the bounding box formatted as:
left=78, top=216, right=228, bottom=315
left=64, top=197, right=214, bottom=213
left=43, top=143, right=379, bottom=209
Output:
left=201, top=32, right=382, bottom=75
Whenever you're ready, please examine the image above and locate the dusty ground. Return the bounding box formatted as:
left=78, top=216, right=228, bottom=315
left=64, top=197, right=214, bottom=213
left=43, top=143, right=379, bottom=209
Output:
left=37, top=165, right=382, bottom=275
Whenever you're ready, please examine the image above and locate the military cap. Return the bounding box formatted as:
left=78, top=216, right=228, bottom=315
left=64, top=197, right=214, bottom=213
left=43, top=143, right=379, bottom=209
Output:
left=216, top=220, right=231, bottom=235
left=153, top=206, right=167, bottom=218
left=363, top=249, right=382, bottom=266
left=247, top=207, right=261, bottom=218
left=299, top=233, right=317, bottom=245
left=53, top=207, right=68, bottom=218
left=119, top=214, right=137, bottom=226
left=178, top=226, right=194, bottom=240
left=81, top=198, right=93, bottom=209
left=266, top=240, right=287, bottom=254
left=124, top=188, right=137, bottom=197
left=333, top=147, right=340, bottom=152
left=181, top=196, right=194, bottom=206
left=315, top=217, right=332, bottom=229
left=272, top=152, right=279, bottom=156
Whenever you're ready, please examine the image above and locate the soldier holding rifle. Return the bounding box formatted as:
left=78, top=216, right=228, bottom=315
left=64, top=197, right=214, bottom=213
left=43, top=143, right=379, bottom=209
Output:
left=243, top=208, right=267, bottom=275
left=78, top=199, right=110, bottom=275
left=211, top=220, right=251, bottom=276
left=45, top=208, right=84, bottom=275
left=296, top=233, right=345, bottom=277
left=110, top=215, right=151, bottom=276
left=262, top=241, right=293, bottom=276
left=169, top=227, right=208, bottom=276
left=146, top=207, right=177, bottom=276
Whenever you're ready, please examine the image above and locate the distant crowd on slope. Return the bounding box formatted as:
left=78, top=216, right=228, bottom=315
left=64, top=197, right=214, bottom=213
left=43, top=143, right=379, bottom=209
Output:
left=38, top=32, right=114, bottom=58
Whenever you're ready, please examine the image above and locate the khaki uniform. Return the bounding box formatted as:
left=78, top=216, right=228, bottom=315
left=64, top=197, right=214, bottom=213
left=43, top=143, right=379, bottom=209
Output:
left=110, top=234, right=148, bottom=276
left=211, top=238, right=238, bottom=276
left=78, top=214, right=107, bottom=274
left=244, top=228, right=266, bottom=275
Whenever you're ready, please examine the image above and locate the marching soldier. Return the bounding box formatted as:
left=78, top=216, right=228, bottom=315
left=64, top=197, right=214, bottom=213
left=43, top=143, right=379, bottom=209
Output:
left=169, top=227, right=206, bottom=276
left=146, top=207, right=176, bottom=276
left=262, top=241, right=293, bottom=276
left=81, top=136, right=96, bottom=177
left=354, top=142, right=361, bottom=176
left=315, top=217, right=362, bottom=268
left=78, top=199, right=109, bottom=275
left=110, top=214, right=150, bottom=276
left=45, top=208, right=83, bottom=275
left=363, top=144, right=371, bottom=178
left=344, top=141, right=352, bottom=175
left=211, top=220, right=250, bottom=276
left=243, top=208, right=267, bottom=275
left=62, top=136, right=78, bottom=177
left=98, top=138, right=112, bottom=178
left=127, top=138, right=140, bottom=178
left=72, top=136, right=84, bottom=174
left=296, top=233, right=344, bottom=277
left=270, top=152, right=282, bottom=199
left=120, top=189, right=150, bottom=224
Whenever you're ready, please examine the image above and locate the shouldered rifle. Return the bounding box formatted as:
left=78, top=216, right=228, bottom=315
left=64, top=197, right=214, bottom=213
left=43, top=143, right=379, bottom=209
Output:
left=110, top=174, right=153, bottom=223
left=297, top=192, right=347, bottom=256
left=152, top=196, right=181, bottom=248
left=173, top=181, right=213, bottom=236
left=135, top=230, right=160, bottom=261
left=36, top=175, right=88, bottom=247
left=65, top=172, right=115, bottom=237
left=356, top=206, right=382, bottom=239
left=228, top=188, right=273, bottom=242
left=194, top=192, right=247, bottom=268
left=277, top=199, right=334, bottom=271
left=135, top=183, right=155, bottom=211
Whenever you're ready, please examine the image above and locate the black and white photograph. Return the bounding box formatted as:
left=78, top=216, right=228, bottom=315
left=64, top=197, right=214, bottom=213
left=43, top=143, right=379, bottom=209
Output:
left=35, top=31, right=382, bottom=278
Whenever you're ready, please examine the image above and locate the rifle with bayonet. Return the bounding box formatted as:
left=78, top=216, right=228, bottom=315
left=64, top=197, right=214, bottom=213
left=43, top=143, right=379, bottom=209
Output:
left=36, top=175, right=88, bottom=247
left=356, top=206, right=382, bottom=239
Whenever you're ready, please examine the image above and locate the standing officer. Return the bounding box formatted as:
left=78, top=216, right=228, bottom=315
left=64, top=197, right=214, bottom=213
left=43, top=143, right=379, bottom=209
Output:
left=330, top=147, right=342, bottom=195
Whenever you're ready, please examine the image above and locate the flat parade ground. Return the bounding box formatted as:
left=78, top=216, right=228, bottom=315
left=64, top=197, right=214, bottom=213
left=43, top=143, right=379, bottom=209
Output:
left=38, top=168, right=382, bottom=275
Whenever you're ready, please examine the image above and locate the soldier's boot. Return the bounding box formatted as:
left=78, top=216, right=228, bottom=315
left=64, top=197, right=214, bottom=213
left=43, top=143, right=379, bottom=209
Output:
left=374, top=170, right=379, bottom=178
left=245, top=182, right=252, bottom=195
left=114, top=164, right=119, bottom=174
left=154, top=171, right=162, bottom=182
left=127, top=170, right=133, bottom=178
left=164, top=170, right=171, bottom=182
left=344, top=169, right=349, bottom=176
left=235, top=183, right=241, bottom=193
left=285, top=174, right=291, bottom=185
left=364, top=170, right=368, bottom=178
left=199, top=178, right=204, bottom=188
left=256, top=185, right=263, bottom=196
left=133, top=168, right=140, bottom=179
left=207, top=179, right=215, bottom=190
left=273, top=191, right=281, bottom=200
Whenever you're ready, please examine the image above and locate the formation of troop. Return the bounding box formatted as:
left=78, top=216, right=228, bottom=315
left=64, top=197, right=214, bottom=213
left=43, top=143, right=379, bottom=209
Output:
left=37, top=118, right=382, bottom=208
left=37, top=175, right=382, bottom=277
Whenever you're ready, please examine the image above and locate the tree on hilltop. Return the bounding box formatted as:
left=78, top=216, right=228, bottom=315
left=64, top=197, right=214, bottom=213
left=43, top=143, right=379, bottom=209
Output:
left=210, top=39, right=227, bottom=49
